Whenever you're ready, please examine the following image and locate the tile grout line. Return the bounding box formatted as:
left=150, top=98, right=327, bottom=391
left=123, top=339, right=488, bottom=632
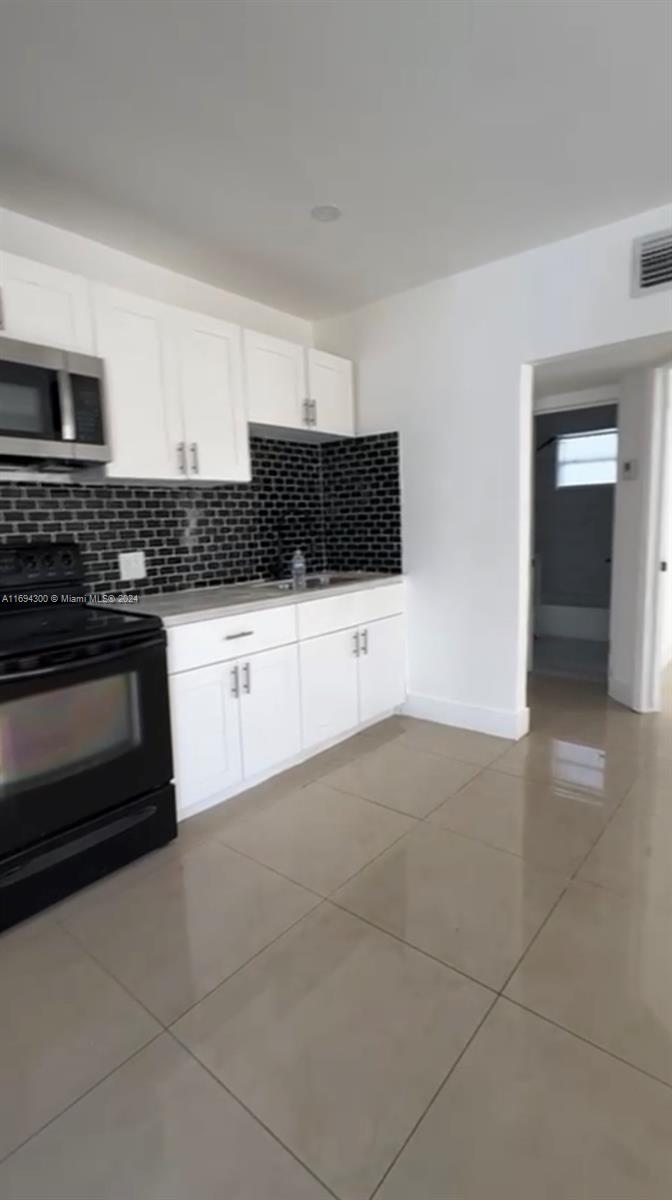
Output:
left=204, top=829, right=328, bottom=900
left=367, top=991, right=500, bottom=1200
left=503, top=996, right=672, bottom=1094
left=209, top=812, right=418, bottom=901
left=52, top=918, right=173, bottom=1031
left=496, top=877, right=571, bottom=998
left=5, top=716, right=663, bottom=1187
left=363, top=752, right=669, bottom=1195
left=166, top=1028, right=342, bottom=1200
left=166, top=897, right=328, bottom=1027
left=0, top=1030, right=165, bottom=1170
left=326, top=894, right=499, bottom=997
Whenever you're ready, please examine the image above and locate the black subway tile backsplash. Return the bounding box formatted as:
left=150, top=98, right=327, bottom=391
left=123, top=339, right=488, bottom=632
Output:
left=0, top=434, right=401, bottom=593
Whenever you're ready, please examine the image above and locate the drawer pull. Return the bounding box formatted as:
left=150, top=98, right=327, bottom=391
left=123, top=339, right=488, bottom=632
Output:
left=224, top=630, right=254, bottom=640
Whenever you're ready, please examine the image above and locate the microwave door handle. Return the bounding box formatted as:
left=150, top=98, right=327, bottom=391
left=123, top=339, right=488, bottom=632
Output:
left=0, top=636, right=166, bottom=686
left=58, top=370, right=76, bottom=442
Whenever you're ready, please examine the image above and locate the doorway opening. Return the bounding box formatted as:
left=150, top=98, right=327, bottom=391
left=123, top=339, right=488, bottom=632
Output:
left=531, top=403, right=617, bottom=686
left=526, top=331, right=672, bottom=716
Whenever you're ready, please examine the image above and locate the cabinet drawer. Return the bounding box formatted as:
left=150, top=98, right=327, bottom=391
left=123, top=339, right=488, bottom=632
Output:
left=357, top=583, right=405, bottom=625
left=168, top=605, right=297, bottom=674
left=297, top=583, right=404, bottom=640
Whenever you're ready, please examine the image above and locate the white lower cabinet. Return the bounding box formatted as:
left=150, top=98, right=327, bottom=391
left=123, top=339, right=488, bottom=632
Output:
left=358, top=615, right=406, bottom=723
left=239, top=644, right=301, bottom=778
left=170, top=642, right=301, bottom=816
left=168, top=585, right=406, bottom=818
left=170, top=660, right=243, bottom=813
left=299, top=627, right=360, bottom=750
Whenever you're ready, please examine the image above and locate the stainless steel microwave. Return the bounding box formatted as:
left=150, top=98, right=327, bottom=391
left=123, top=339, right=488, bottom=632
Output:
left=0, top=337, right=110, bottom=466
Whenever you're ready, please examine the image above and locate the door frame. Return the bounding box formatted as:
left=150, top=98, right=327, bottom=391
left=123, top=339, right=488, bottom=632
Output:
left=522, top=357, right=672, bottom=715
left=636, top=364, right=672, bottom=711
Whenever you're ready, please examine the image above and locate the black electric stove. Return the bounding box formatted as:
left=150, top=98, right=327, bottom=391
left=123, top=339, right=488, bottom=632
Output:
left=0, top=543, right=176, bottom=932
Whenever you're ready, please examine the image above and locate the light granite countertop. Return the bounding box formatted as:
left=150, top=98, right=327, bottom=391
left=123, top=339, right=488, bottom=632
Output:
left=114, top=573, right=404, bottom=627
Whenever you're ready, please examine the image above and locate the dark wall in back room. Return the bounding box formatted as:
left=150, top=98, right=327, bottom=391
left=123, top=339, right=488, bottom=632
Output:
left=0, top=434, right=402, bottom=594
left=534, top=405, right=617, bottom=609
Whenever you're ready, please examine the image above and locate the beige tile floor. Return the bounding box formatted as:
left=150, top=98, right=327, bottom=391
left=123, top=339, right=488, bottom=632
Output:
left=1, top=673, right=671, bottom=1198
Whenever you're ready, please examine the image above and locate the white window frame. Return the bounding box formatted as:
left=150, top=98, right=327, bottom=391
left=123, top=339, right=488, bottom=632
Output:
left=556, top=428, right=618, bottom=489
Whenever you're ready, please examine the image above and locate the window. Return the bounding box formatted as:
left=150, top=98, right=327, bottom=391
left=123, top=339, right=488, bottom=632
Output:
left=556, top=428, right=618, bottom=488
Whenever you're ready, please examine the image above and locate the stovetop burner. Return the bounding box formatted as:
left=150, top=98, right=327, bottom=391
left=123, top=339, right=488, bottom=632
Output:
left=0, top=542, right=160, bottom=661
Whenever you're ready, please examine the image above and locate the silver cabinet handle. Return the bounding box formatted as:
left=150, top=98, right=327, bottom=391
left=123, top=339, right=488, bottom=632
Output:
left=177, top=442, right=186, bottom=474
left=302, top=398, right=311, bottom=427
left=190, top=442, right=199, bottom=474
left=310, top=398, right=318, bottom=427
left=361, top=627, right=369, bottom=656
left=353, top=630, right=360, bottom=657
left=231, top=664, right=240, bottom=697
left=242, top=661, right=251, bottom=694
left=224, top=630, right=254, bottom=640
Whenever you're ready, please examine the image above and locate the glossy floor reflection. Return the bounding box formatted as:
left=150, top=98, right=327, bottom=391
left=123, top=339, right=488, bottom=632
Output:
left=0, top=675, right=671, bottom=1198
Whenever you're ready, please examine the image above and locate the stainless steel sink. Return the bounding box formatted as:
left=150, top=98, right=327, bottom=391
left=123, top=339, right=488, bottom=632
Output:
left=251, top=573, right=377, bottom=594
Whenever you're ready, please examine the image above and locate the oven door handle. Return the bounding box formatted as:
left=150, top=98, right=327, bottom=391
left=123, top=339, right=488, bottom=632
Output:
left=0, top=635, right=166, bottom=685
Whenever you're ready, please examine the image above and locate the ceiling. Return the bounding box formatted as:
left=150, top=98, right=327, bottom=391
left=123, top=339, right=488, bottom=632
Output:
left=534, top=332, right=672, bottom=397
left=0, top=0, right=670, bottom=318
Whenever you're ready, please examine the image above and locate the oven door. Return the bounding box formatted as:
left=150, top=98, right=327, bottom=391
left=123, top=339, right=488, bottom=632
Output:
left=0, top=633, right=173, bottom=857
left=0, top=340, right=70, bottom=459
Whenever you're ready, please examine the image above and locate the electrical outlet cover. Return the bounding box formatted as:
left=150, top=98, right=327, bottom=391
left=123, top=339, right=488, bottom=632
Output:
left=118, top=550, right=146, bottom=581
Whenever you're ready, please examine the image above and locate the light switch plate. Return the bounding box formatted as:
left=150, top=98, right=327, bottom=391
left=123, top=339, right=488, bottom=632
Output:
left=118, top=550, right=146, bottom=581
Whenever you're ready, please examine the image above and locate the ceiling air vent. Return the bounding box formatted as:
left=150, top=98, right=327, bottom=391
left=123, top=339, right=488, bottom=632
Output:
left=632, top=229, right=672, bottom=296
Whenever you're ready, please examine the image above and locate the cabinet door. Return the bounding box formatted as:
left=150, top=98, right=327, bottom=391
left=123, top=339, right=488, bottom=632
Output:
left=358, top=615, right=406, bottom=724
left=170, top=662, right=242, bottom=816
left=299, top=629, right=359, bottom=750
left=307, top=348, right=354, bottom=436
left=93, top=285, right=183, bottom=479
left=0, top=252, right=94, bottom=352
left=174, top=312, right=250, bottom=482
left=244, top=329, right=307, bottom=429
left=239, top=644, right=301, bottom=779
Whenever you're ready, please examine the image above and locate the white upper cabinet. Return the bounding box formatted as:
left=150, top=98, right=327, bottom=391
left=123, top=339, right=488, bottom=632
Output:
left=0, top=252, right=94, bottom=353
left=244, top=333, right=355, bottom=437
left=244, top=329, right=307, bottom=429
left=306, top=348, right=354, bottom=436
left=93, top=285, right=250, bottom=482
left=173, top=311, right=250, bottom=482
left=92, top=285, right=183, bottom=480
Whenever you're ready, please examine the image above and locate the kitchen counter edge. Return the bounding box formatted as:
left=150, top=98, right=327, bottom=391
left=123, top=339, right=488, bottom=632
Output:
left=110, top=574, right=405, bottom=627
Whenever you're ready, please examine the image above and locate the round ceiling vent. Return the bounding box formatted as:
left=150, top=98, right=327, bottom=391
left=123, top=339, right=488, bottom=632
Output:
left=310, top=204, right=342, bottom=223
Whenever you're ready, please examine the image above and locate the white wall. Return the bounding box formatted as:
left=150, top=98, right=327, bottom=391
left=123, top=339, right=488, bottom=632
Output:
left=0, top=207, right=312, bottom=344
left=316, top=203, right=672, bottom=737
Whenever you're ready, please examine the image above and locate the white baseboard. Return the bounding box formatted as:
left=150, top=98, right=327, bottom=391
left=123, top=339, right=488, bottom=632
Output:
left=403, top=692, right=529, bottom=740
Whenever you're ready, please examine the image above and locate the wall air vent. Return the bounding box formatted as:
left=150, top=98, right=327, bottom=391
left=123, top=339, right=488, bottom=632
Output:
left=632, top=229, right=672, bottom=296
